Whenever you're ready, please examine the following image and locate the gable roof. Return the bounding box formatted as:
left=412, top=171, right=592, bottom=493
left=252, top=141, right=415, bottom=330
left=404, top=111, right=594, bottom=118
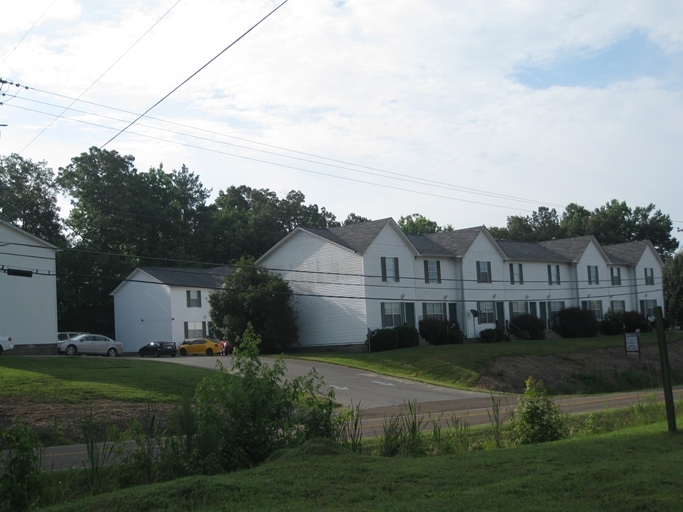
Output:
left=603, top=240, right=662, bottom=266
left=0, top=219, right=59, bottom=251
left=417, top=226, right=487, bottom=257
left=139, top=265, right=233, bottom=288
left=496, top=240, right=569, bottom=262
left=302, top=218, right=396, bottom=253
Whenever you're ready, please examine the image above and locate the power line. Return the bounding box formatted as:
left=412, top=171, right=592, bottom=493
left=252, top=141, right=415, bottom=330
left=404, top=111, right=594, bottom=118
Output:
left=0, top=0, right=56, bottom=68
left=19, top=0, right=184, bottom=155
left=100, top=0, right=289, bottom=148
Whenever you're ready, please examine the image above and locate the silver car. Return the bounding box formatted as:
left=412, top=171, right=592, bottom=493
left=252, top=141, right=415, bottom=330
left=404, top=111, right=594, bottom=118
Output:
left=57, top=334, right=124, bottom=357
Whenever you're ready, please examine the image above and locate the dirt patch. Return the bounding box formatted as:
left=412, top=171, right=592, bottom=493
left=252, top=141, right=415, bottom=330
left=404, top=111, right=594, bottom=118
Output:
left=477, top=342, right=683, bottom=394
left=0, top=400, right=176, bottom=446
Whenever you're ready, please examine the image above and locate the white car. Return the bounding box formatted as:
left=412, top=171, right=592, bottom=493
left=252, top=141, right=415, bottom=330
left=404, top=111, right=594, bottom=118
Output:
left=57, top=334, right=124, bottom=357
left=0, top=336, right=13, bottom=355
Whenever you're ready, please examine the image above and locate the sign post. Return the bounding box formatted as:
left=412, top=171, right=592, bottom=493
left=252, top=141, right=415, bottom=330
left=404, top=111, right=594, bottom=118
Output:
left=654, top=306, right=676, bottom=433
left=624, top=331, right=640, bottom=358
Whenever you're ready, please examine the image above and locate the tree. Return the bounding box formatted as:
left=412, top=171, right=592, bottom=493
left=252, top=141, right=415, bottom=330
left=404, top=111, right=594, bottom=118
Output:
left=0, top=154, right=65, bottom=245
left=343, top=212, right=371, bottom=225
left=663, top=251, right=683, bottom=328
left=560, top=203, right=590, bottom=238
left=398, top=213, right=451, bottom=234
left=209, top=257, right=298, bottom=353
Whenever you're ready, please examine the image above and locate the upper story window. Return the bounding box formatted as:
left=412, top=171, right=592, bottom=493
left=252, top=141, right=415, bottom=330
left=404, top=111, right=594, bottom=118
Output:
left=510, top=263, right=524, bottom=285
left=587, top=265, right=599, bottom=285
left=610, top=267, right=621, bottom=286
left=381, top=257, right=400, bottom=282
left=186, top=290, right=202, bottom=308
left=547, top=265, right=560, bottom=285
left=476, top=261, right=492, bottom=283
left=424, top=260, right=441, bottom=284
left=644, top=267, right=654, bottom=286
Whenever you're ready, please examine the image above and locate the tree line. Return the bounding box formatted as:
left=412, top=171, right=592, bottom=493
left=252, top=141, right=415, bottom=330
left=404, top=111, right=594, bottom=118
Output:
left=1, top=148, right=679, bottom=336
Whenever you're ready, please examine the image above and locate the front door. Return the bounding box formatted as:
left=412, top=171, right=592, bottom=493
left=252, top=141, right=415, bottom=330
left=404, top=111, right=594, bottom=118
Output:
left=405, top=303, right=416, bottom=328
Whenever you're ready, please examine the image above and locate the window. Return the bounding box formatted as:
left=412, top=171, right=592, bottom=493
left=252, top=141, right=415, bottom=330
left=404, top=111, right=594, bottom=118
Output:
left=587, top=265, right=599, bottom=285
left=186, top=290, right=202, bottom=308
left=424, top=260, right=442, bottom=284
left=510, top=263, right=524, bottom=285
left=581, top=300, right=603, bottom=321
left=381, top=257, right=400, bottom=282
left=476, top=261, right=492, bottom=283
left=509, top=301, right=529, bottom=319
left=640, top=299, right=657, bottom=319
left=381, top=302, right=404, bottom=328
left=644, top=267, right=654, bottom=286
left=184, top=321, right=206, bottom=339
left=547, top=265, right=560, bottom=285
left=478, top=301, right=495, bottom=324
left=610, top=300, right=626, bottom=313
left=422, top=302, right=445, bottom=320
left=610, top=267, right=621, bottom=286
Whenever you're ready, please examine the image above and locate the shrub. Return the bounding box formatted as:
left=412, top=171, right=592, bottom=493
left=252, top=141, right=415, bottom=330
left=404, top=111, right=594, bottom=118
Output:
left=419, top=317, right=464, bottom=345
left=0, top=420, right=43, bottom=512
left=509, top=376, right=567, bottom=445
left=601, top=309, right=624, bottom=335
left=623, top=310, right=650, bottom=333
left=368, top=328, right=398, bottom=352
left=509, top=314, right=545, bottom=340
left=394, top=324, right=420, bottom=349
left=479, top=328, right=504, bottom=343
left=555, top=307, right=599, bottom=338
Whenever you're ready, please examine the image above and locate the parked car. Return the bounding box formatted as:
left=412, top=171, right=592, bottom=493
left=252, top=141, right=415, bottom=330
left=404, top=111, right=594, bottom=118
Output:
left=178, top=338, right=221, bottom=356
left=0, top=336, right=13, bottom=355
left=138, top=341, right=177, bottom=357
left=57, top=334, right=123, bottom=357
left=58, top=331, right=87, bottom=342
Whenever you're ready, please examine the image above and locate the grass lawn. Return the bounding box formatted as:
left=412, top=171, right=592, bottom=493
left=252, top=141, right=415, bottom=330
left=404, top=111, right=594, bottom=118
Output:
left=293, top=331, right=683, bottom=390
left=0, top=357, right=214, bottom=403
left=37, top=422, right=683, bottom=512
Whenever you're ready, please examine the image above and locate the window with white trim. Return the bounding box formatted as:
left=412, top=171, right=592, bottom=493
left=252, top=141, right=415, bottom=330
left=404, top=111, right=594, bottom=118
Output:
left=644, top=267, right=654, bottom=286
left=478, top=301, right=495, bottom=324
left=640, top=299, right=657, bottom=319
left=587, top=265, right=599, bottom=285
left=548, top=301, right=564, bottom=327
left=581, top=300, right=603, bottom=320
left=186, top=290, right=202, bottom=308
left=424, top=260, right=442, bottom=284
left=381, top=257, right=400, bottom=282
left=547, top=265, right=560, bottom=285
left=184, top=321, right=206, bottom=338
left=381, top=302, right=404, bottom=328
left=610, top=300, right=626, bottom=313
left=422, top=302, right=445, bottom=320
left=476, top=260, right=492, bottom=283
left=610, top=267, right=621, bottom=286
left=510, top=263, right=524, bottom=285
left=509, top=301, right=529, bottom=319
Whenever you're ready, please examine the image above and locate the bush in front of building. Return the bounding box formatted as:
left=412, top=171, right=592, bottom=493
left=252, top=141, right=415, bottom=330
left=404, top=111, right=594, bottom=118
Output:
left=479, top=328, right=505, bottom=343
left=555, top=307, right=599, bottom=338
left=623, top=311, right=650, bottom=332
left=509, top=314, right=546, bottom=340
left=418, top=317, right=464, bottom=345
left=368, top=325, right=420, bottom=352
left=601, top=310, right=624, bottom=335
left=394, top=324, right=420, bottom=349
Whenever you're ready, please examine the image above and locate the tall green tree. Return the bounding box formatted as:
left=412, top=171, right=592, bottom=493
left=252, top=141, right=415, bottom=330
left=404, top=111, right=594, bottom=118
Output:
left=343, top=213, right=371, bottom=225
left=398, top=213, right=451, bottom=234
left=560, top=203, right=591, bottom=238
left=663, top=251, right=683, bottom=328
left=0, top=154, right=65, bottom=245
left=209, top=257, right=298, bottom=353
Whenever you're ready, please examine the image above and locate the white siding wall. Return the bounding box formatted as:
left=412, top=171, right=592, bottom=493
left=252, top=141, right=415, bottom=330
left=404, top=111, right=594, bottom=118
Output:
left=362, top=224, right=418, bottom=331
left=113, top=270, right=173, bottom=353
left=170, top=287, right=213, bottom=343
left=460, top=232, right=505, bottom=337
left=0, top=224, right=57, bottom=345
left=575, top=242, right=611, bottom=316
left=260, top=231, right=367, bottom=347
left=633, top=246, right=665, bottom=315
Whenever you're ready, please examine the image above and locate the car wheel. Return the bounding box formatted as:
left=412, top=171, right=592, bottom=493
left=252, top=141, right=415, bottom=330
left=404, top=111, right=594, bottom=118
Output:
left=155, top=350, right=161, bottom=358
left=65, top=345, right=77, bottom=356
left=179, top=348, right=187, bottom=356
left=206, top=348, right=213, bottom=356
left=139, top=352, right=144, bottom=357
left=107, top=348, right=117, bottom=357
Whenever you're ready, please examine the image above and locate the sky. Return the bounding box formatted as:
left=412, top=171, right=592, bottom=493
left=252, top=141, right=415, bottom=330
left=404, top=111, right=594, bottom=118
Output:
left=1, top=0, right=682, bottom=246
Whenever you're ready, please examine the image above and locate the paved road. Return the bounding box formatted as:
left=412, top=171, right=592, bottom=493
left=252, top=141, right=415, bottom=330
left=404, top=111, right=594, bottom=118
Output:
left=137, top=354, right=488, bottom=409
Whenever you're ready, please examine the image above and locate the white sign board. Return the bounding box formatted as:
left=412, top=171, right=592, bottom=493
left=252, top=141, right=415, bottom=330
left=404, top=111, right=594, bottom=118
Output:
left=624, top=332, right=640, bottom=356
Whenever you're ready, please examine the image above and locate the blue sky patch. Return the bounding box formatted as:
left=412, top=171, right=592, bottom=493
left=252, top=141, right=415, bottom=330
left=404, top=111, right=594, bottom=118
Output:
left=514, top=32, right=681, bottom=89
